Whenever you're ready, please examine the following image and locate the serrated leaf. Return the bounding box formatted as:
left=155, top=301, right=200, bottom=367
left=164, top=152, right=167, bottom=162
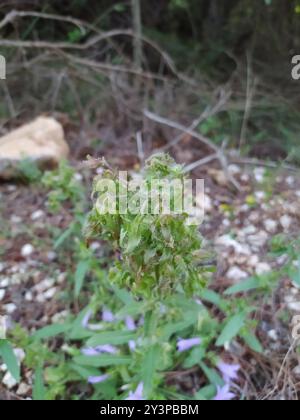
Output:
left=216, top=312, right=247, bottom=347
left=0, top=340, right=20, bottom=382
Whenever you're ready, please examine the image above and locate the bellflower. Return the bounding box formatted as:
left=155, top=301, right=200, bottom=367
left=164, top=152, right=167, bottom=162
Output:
left=213, top=384, right=236, bottom=401
left=82, top=345, right=118, bottom=356
left=217, top=361, right=240, bottom=383
left=88, top=374, right=110, bottom=384
left=126, top=382, right=144, bottom=400
left=177, top=337, right=201, bottom=352
left=81, top=310, right=93, bottom=329
left=102, top=308, right=115, bottom=323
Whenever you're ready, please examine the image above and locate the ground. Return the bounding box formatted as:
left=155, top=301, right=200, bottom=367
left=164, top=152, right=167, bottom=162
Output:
left=0, top=129, right=300, bottom=400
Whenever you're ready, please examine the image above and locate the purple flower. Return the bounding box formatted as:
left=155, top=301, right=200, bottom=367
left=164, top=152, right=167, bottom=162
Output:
left=88, top=374, right=110, bottom=384
left=82, top=310, right=93, bottom=328
left=128, top=340, right=136, bottom=351
left=102, top=309, right=115, bottom=323
left=213, top=384, right=235, bottom=401
left=217, top=361, right=240, bottom=383
left=82, top=345, right=118, bottom=356
left=82, top=347, right=100, bottom=356
left=125, top=316, right=136, bottom=331
left=177, top=337, right=202, bottom=352
left=126, top=382, right=144, bottom=400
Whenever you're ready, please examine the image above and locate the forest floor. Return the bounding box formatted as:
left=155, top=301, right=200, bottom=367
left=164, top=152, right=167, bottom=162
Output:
left=1, top=121, right=300, bottom=400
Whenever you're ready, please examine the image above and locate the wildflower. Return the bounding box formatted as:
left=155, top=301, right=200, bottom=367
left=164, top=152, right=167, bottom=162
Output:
left=81, top=309, right=93, bottom=328
left=213, top=384, right=235, bottom=401
left=102, top=308, right=115, bottom=323
left=88, top=374, right=110, bottom=384
left=217, top=361, right=240, bottom=383
left=126, top=382, right=144, bottom=400
left=82, top=345, right=118, bottom=356
left=125, top=316, right=137, bottom=352
left=177, top=337, right=201, bottom=352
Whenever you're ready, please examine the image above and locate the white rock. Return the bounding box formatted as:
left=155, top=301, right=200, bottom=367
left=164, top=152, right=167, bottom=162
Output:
left=254, top=167, right=265, bottom=183
left=4, top=303, right=17, bottom=314
left=0, top=117, right=69, bottom=180
left=0, top=289, right=5, bottom=301
left=2, top=372, right=17, bottom=389
left=256, top=263, right=272, bottom=275
left=248, top=231, right=269, bottom=248
left=31, top=210, right=44, bottom=221
left=21, top=244, right=34, bottom=258
left=216, top=235, right=251, bottom=255
left=268, top=329, right=278, bottom=341
left=264, top=219, right=278, bottom=233
left=228, top=164, right=241, bottom=175
left=25, top=292, right=33, bottom=302
left=255, top=191, right=265, bottom=201
left=43, top=287, right=57, bottom=300
left=227, top=266, right=248, bottom=282
left=240, top=225, right=257, bottom=236
left=248, top=255, right=260, bottom=267
left=34, top=278, right=55, bottom=293
left=47, top=251, right=57, bottom=262
left=280, top=215, right=293, bottom=230
left=16, top=383, right=31, bottom=396
left=288, top=301, right=300, bottom=312
left=287, top=176, right=295, bottom=186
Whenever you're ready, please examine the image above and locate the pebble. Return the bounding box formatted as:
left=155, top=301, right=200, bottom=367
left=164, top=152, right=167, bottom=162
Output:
left=34, top=278, right=55, bottom=293
left=43, top=287, right=57, bottom=300
left=16, top=383, right=31, bottom=396
left=280, top=215, right=293, bottom=230
left=256, top=263, right=272, bottom=275
left=287, top=301, right=300, bottom=312
left=268, top=329, right=279, bottom=341
left=10, top=215, right=22, bottom=224
left=227, top=266, right=248, bottom=282
left=21, top=244, right=35, bottom=258
left=47, top=251, right=57, bottom=262
left=264, top=219, right=278, bottom=233
left=4, top=303, right=17, bottom=314
left=31, top=210, right=44, bottom=221
left=25, top=292, right=33, bottom=302
left=247, top=231, right=269, bottom=248
left=2, top=372, right=17, bottom=389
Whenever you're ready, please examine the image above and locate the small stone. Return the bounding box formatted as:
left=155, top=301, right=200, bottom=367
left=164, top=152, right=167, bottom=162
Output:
left=280, top=215, right=292, bottom=230
left=288, top=301, right=300, bottom=312
left=264, top=219, right=278, bottom=233
left=25, top=292, right=33, bottom=302
left=0, top=289, right=5, bottom=301
left=287, top=176, right=295, bottom=186
left=228, top=164, right=241, bottom=175
left=248, top=231, right=269, bottom=248
left=43, top=287, right=57, bottom=300
left=47, top=251, right=57, bottom=262
left=4, top=303, right=17, bottom=314
left=255, top=191, right=265, bottom=201
left=11, top=215, right=22, bottom=224
left=248, top=255, right=259, bottom=267
left=16, top=383, right=31, bottom=396
left=34, top=278, right=55, bottom=293
left=256, top=263, right=272, bottom=275
left=2, top=372, right=17, bottom=389
left=227, top=266, right=248, bottom=282
left=21, top=244, right=34, bottom=258
left=31, top=210, right=44, bottom=221
left=268, top=329, right=278, bottom=341
left=254, top=167, right=265, bottom=183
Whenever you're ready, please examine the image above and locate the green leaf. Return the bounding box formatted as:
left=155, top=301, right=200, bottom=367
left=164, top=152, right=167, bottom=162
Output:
left=142, top=344, right=160, bottom=397
left=225, top=277, right=260, bottom=295
left=116, top=301, right=145, bottom=318
left=87, top=331, right=136, bottom=347
left=33, top=367, right=46, bottom=400
left=54, top=224, right=74, bottom=249
left=243, top=332, right=263, bottom=353
left=126, top=234, right=141, bottom=253
left=0, top=340, right=20, bottom=382
left=199, top=361, right=224, bottom=387
left=200, top=290, right=224, bottom=309
left=75, top=261, right=90, bottom=296
left=33, top=323, right=71, bottom=340
left=74, top=355, right=131, bottom=367
left=216, top=312, right=247, bottom=347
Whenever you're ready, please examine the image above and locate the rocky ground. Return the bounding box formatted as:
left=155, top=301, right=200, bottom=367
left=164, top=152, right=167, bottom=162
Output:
left=1, top=143, right=300, bottom=399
